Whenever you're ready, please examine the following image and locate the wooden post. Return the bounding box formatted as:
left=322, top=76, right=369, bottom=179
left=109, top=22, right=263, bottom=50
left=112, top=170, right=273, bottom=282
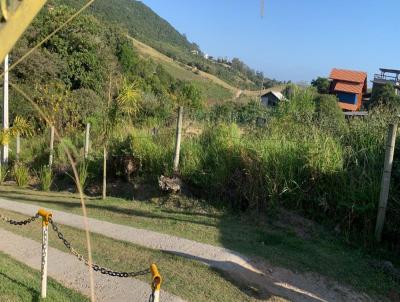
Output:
left=16, top=132, right=20, bottom=162
left=49, top=126, right=54, bottom=167
left=173, top=106, right=183, bottom=173
left=102, top=146, right=107, bottom=200
left=2, top=54, right=9, bottom=164
left=84, top=123, right=90, bottom=159
left=375, top=123, right=397, bottom=242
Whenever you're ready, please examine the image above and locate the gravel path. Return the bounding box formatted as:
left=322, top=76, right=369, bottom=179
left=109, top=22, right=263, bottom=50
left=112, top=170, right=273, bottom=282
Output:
left=0, top=228, right=184, bottom=302
left=0, top=198, right=375, bottom=302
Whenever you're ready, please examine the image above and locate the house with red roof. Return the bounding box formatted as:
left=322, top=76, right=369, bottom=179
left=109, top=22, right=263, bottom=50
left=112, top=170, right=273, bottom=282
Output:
left=329, top=68, right=368, bottom=111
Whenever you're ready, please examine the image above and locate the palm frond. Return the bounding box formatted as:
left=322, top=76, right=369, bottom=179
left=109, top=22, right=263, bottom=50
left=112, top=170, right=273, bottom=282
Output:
left=116, top=79, right=141, bottom=117
left=10, top=116, right=34, bottom=137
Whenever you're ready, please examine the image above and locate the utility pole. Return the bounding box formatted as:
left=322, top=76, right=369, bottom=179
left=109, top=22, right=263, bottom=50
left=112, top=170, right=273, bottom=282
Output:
left=2, top=54, right=9, bottom=164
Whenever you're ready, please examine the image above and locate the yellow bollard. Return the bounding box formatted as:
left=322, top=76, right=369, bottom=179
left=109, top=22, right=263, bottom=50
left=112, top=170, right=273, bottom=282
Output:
left=38, top=209, right=52, bottom=299
left=150, top=264, right=162, bottom=302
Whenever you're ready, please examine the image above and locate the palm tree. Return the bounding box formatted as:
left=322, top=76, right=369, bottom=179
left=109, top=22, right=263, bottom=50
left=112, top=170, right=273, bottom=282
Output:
left=0, top=115, right=33, bottom=181
left=100, top=77, right=141, bottom=199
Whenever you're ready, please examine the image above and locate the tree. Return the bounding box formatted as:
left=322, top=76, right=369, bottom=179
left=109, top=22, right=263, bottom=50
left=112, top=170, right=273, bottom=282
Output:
left=100, top=77, right=141, bottom=199
left=178, top=82, right=203, bottom=110
left=371, top=83, right=400, bottom=107
left=117, top=41, right=139, bottom=74
left=311, top=77, right=331, bottom=94
left=314, top=94, right=345, bottom=133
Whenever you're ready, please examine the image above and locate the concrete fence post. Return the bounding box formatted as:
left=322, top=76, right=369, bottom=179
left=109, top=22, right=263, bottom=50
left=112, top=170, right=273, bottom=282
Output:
left=84, top=123, right=90, bottom=159
left=173, top=107, right=183, bottom=174
left=49, top=126, right=55, bottom=167
left=16, top=132, right=20, bottom=162
left=375, top=123, right=397, bottom=242
left=38, top=209, right=52, bottom=299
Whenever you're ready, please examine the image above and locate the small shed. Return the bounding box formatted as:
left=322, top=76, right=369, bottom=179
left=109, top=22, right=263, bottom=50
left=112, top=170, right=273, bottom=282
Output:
left=329, top=68, right=368, bottom=111
left=261, top=91, right=286, bottom=107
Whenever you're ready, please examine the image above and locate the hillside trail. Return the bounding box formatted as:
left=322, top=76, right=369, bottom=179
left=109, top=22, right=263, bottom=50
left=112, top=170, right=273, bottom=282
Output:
left=127, top=35, right=282, bottom=98
left=0, top=198, right=375, bottom=302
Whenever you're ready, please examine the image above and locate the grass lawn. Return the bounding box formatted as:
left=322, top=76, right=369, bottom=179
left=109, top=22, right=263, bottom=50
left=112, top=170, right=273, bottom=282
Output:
left=0, top=186, right=398, bottom=299
left=0, top=251, right=88, bottom=302
left=0, top=209, right=286, bottom=302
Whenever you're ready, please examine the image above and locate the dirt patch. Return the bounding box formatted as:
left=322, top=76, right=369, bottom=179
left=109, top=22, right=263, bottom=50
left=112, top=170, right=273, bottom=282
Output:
left=274, top=209, right=317, bottom=240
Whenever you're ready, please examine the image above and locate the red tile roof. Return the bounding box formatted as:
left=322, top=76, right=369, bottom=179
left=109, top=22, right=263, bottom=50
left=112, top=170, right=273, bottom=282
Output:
left=334, top=81, right=364, bottom=94
left=329, top=68, right=367, bottom=83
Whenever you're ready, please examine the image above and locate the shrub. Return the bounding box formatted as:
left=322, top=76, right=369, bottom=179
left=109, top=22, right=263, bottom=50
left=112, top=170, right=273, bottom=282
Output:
left=314, top=94, right=346, bottom=134
left=311, top=77, right=330, bottom=94
left=278, top=87, right=316, bottom=124
left=13, top=164, right=30, bottom=187
left=38, top=165, right=53, bottom=191
left=76, top=161, right=89, bottom=191
left=129, top=129, right=174, bottom=178
left=181, top=124, right=245, bottom=205
left=67, top=161, right=89, bottom=192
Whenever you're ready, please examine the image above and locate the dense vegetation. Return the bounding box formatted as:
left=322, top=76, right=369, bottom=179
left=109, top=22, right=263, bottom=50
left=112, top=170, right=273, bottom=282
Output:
left=2, top=5, right=203, bottom=134
left=113, top=88, right=400, bottom=251
left=2, top=1, right=400, bottom=257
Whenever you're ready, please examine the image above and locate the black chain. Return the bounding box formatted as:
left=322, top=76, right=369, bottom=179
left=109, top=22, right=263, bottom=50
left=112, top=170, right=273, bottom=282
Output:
left=0, top=213, right=39, bottom=225
left=49, top=219, right=151, bottom=278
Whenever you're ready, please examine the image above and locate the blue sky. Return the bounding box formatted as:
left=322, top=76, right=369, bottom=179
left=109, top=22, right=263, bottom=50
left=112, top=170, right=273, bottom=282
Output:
left=141, top=0, right=400, bottom=84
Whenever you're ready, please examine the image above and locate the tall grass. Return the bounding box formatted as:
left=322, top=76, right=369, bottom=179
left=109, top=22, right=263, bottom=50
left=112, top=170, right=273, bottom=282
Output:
left=67, top=161, right=89, bottom=192
left=77, top=161, right=89, bottom=191
left=38, top=166, right=53, bottom=191
left=120, top=90, right=399, bottom=245
left=129, top=128, right=174, bottom=177
left=13, top=164, right=30, bottom=187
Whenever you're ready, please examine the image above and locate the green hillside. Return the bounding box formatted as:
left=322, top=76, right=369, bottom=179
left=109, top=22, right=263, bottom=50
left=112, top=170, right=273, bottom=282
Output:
left=52, top=0, right=198, bottom=53
left=51, top=0, right=282, bottom=91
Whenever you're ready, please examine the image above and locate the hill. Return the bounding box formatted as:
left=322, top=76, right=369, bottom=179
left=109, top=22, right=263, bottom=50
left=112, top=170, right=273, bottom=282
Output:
left=52, top=0, right=282, bottom=91
left=128, top=36, right=284, bottom=99
left=3, top=0, right=287, bottom=134
left=52, top=0, right=198, bottom=53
